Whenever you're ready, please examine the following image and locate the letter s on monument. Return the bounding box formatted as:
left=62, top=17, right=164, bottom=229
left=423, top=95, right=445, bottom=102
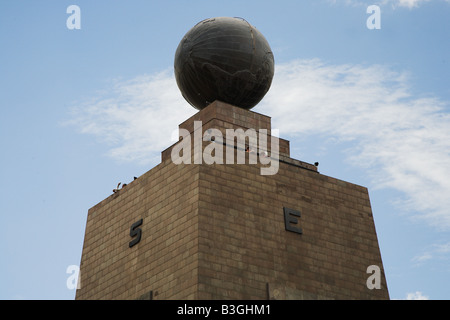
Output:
left=129, top=219, right=143, bottom=248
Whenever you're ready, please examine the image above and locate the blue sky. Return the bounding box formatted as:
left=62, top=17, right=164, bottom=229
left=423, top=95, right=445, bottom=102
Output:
left=1, top=0, right=449, bottom=300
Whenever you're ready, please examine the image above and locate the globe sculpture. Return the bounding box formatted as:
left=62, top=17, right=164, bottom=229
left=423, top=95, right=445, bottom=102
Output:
left=174, top=17, right=275, bottom=110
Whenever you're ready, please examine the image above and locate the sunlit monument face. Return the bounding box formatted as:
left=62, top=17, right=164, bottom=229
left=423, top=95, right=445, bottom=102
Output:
left=174, top=17, right=275, bottom=111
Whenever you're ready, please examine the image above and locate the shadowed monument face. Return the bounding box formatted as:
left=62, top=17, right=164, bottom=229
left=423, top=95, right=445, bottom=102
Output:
left=174, top=17, right=275, bottom=111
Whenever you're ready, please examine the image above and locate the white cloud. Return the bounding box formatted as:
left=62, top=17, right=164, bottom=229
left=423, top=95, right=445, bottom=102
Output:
left=372, top=0, right=431, bottom=8
left=412, top=253, right=433, bottom=263
left=395, top=0, right=430, bottom=8
left=328, top=0, right=442, bottom=9
left=412, top=242, right=450, bottom=265
left=259, top=59, right=450, bottom=230
left=65, top=68, right=195, bottom=165
left=435, top=243, right=450, bottom=254
left=66, top=59, right=450, bottom=231
left=406, top=291, right=429, bottom=299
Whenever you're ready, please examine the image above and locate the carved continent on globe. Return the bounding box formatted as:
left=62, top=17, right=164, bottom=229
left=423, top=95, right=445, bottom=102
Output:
left=174, top=17, right=275, bottom=110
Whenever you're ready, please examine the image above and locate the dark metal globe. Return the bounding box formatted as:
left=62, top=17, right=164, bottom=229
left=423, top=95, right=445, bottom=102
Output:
left=174, top=17, right=275, bottom=110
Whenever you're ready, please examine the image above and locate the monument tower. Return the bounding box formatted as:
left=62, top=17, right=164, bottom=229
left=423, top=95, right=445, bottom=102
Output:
left=76, top=17, right=389, bottom=300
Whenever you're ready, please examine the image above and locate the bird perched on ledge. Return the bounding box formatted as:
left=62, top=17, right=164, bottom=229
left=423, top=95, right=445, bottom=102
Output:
left=113, top=182, right=121, bottom=194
